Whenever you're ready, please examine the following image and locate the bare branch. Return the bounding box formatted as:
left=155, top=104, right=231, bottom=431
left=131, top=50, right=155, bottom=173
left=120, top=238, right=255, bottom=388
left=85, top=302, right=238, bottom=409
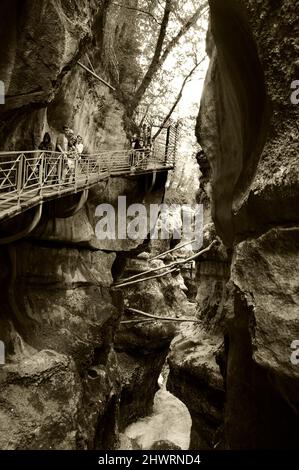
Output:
left=114, top=239, right=217, bottom=287
left=153, top=56, right=206, bottom=140
left=121, top=307, right=199, bottom=324
left=111, top=2, right=161, bottom=25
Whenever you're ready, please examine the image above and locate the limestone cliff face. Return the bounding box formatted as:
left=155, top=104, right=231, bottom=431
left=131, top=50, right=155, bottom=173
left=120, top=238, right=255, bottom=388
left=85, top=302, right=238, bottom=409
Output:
left=191, top=0, right=298, bottom=449
left=0, top=244, right=120, bottom=449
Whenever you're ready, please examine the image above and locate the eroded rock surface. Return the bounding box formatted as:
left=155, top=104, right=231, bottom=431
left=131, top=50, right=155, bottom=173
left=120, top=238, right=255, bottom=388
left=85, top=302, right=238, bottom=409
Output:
left=0, top=244, right=120, bottom=449
left=167, top=238, right=228, bottom=449
left=225, top=227, right=299, bottom=448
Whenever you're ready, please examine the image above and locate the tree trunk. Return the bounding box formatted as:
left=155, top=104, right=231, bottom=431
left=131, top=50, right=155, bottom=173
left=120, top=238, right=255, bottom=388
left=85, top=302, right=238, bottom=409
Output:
left=128, top=1, right=208, bottom=116
left=128, top=0, right=172, bottom=115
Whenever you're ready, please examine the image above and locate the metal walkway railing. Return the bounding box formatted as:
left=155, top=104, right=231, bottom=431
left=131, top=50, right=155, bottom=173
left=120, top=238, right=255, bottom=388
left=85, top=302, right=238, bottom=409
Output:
left=0, top=146, right=175, bottom=222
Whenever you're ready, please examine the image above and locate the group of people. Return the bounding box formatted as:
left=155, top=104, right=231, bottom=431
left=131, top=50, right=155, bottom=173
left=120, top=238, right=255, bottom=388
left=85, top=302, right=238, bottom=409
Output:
left=38, top=126, right=85, bottom=183
left=55, top=125, right=84, bottom=156
left=131, top=124, right=152, bottom=151
left=39, top=126, right=84, bottom=156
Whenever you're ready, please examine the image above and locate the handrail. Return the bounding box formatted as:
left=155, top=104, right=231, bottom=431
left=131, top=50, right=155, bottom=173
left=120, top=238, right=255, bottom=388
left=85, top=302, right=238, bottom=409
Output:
left=0, top=149, right=128, bottom=157
left=0, top=203, right=42, bottom=244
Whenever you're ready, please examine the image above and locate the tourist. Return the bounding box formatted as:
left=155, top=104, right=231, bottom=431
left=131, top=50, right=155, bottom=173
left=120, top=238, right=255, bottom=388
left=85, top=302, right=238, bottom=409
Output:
left=56, top=126, right=69, bottom=153
left=131, top=134, right=140, bottom=150
left=142, top=123, right=147, bottom=142
left=68, top=133, right=77, bottom=152
left=130, top=134, right=140, bottom=170
left=138, top=138, right=147, bottom=169
left=66, top=133, right=78, bottom=183
left=72, top=135, right=84, bottom=180
left=38, top=132, right=53, bottom=152
left=76, top=135, right=84, bottom=155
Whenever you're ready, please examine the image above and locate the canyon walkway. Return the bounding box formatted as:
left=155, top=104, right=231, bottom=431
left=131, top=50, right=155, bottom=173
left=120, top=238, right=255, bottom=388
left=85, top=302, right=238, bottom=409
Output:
left=0, top=144, right=175, bottom=224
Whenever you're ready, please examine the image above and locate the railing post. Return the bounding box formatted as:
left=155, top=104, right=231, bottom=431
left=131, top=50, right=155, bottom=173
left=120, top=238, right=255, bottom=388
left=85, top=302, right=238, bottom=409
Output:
left=39, top=152, right=44, bottom=194
left=58, top=154, right=62, bottom=193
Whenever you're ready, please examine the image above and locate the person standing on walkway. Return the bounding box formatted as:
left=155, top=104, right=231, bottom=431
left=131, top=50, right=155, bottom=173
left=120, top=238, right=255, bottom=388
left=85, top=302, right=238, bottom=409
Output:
left=130, top=134, right=140, bottom=171
left=76, top=135, right=84, bottom=155
left=56, top=126, right=69, bottom=153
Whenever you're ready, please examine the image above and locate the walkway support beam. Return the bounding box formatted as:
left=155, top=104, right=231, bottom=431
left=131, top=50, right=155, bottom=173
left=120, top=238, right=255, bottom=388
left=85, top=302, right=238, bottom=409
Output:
left=0, top=203, right=42, bottom=245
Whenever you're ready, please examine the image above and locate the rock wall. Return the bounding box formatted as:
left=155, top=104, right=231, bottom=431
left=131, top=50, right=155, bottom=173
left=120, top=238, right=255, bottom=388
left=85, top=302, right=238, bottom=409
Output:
left=0, top=0, right=145, bottom=151
left=0, top=244, right=120, bottom=449
left=192, top=0, right=298, bottom=449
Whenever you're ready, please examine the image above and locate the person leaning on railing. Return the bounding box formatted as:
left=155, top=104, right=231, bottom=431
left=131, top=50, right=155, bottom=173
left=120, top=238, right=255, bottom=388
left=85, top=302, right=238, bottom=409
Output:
left=130, top=134, right=140, bottom=171
left=67, top=133, right=78, bottom=184
left=138, top=138, right=147, bottom=170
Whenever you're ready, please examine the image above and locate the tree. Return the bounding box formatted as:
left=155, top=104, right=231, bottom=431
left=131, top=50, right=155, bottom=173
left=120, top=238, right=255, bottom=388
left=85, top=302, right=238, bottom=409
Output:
left=128, top=0, right=172, bottom=114
left=152, top=54, right=206, bottom=140
left=111, top=0, right=208, bottom=116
